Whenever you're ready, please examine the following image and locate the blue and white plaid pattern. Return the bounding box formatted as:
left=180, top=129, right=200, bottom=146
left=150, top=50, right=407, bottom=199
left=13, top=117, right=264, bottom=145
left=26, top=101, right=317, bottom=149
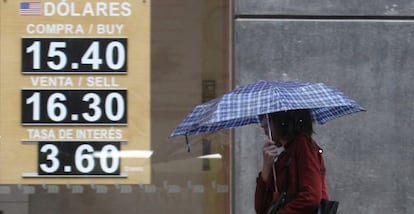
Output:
left=170, top=80, right=365, bottom=137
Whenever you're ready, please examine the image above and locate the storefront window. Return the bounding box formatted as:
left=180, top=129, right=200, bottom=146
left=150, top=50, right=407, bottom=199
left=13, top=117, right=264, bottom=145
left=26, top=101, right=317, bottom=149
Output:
left=0, top=0, right=231, bottom=213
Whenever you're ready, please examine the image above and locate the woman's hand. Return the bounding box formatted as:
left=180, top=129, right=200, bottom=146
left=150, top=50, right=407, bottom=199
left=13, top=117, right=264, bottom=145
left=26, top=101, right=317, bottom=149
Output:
left=260, top=138, right=281, bottom=183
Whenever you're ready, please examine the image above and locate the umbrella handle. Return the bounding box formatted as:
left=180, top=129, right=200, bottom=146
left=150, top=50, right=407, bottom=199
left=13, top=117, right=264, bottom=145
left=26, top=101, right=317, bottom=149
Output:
left=273, top=162, right=278, bottom=192
left=266, top=113, right=277, bottom=190
left=266, top=114, right=273, bottom=143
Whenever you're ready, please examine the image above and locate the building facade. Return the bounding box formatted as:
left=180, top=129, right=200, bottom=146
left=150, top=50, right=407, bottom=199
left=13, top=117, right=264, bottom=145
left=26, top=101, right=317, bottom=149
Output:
left=1, top=0, right=414, bottom=213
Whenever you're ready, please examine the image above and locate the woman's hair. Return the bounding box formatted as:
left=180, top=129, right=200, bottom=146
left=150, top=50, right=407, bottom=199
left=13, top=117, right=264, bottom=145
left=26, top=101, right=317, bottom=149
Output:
left=269, top=109, right=314, bottom=140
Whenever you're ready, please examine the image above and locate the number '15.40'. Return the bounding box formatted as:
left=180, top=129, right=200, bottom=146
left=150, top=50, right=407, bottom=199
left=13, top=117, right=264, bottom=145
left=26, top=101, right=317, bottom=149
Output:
left=26, top=41, right=124, bottom=70
left=22, top=38, right=127, bottom=73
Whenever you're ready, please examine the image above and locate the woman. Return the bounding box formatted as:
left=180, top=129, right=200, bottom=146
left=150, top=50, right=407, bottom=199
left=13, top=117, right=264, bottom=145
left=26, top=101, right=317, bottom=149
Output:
left=255, top=109, right=329, bottom=214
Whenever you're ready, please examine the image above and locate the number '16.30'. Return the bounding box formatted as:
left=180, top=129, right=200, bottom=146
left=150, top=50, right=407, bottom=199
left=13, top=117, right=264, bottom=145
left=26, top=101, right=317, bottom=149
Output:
left=22, top=90, right=127, bottom=124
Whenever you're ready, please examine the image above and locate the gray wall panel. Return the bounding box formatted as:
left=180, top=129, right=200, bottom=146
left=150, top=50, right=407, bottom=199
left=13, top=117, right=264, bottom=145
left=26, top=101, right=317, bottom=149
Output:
left=235, top=0, right=414, bottom=16
left=233, top=20, right=414, bottom=214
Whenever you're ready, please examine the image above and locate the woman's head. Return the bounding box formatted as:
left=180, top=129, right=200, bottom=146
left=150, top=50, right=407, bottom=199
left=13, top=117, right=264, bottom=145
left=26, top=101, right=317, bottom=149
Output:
left=260, top=109, right=313, bottom=142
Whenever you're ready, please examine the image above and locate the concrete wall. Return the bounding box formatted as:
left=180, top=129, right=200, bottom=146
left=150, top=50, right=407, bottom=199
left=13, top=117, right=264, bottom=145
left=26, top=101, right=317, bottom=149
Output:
left=233, top=1, right=414, bottom=214
left=235, top=0, right=414, bottom=15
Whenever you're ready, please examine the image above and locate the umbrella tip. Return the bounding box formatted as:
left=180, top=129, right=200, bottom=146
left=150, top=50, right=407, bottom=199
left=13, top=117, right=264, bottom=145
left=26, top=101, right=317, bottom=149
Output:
left=185, top=135, right=191, bottom=152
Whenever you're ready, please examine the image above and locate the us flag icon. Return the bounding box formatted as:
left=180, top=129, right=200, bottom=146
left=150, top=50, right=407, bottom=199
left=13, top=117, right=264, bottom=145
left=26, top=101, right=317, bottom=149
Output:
left=20, top=2, right=41, bottom=16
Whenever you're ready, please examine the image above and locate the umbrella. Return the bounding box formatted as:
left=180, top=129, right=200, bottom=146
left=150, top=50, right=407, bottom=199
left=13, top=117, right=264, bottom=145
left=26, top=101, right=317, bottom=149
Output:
left=170, top=80, right=365, bottom=138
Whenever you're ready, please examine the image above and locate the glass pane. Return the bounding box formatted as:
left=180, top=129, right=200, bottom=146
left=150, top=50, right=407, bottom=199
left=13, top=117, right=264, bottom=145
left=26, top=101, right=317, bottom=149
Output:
left=0, top=0, right=230, bottom=213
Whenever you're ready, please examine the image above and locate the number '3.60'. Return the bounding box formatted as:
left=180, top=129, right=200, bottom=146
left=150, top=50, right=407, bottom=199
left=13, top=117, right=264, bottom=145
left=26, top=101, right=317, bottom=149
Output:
left=40, top=143, right=120, bottom=174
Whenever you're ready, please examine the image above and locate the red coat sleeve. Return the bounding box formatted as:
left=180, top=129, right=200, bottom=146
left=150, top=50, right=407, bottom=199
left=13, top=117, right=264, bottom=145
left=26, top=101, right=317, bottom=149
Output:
left=255, top=173, right=273, bottom=214
left=277, top=137, right=323, bottom=214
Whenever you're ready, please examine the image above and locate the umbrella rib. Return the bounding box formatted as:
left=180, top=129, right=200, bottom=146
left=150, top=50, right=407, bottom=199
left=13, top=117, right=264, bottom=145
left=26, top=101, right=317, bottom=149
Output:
left=169, top=80, right=365, bottom=138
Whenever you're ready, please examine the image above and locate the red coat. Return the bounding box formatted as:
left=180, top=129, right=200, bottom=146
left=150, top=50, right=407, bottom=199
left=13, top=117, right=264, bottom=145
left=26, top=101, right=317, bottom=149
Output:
left=255, top=134, right=329, bottom=214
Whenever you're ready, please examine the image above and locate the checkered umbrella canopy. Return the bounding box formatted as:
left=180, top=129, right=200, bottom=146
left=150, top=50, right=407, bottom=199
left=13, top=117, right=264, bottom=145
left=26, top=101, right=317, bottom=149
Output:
left=170, top=80, right=365, bottom=137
